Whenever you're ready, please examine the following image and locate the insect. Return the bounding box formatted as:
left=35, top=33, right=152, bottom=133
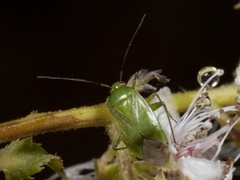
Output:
left=107, top=69, right=172, bottom=166
left=38, top=14, right=174, bottom=166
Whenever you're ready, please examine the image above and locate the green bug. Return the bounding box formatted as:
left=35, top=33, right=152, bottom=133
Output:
left=39, top=69, right=173, bottom=166
left=107, top=69, right=171, bottom=166
left=38, top=14, right=174, bottom=166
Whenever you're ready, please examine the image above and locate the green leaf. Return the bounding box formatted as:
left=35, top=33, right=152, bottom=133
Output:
left=0, top=137, right=67, bottom=180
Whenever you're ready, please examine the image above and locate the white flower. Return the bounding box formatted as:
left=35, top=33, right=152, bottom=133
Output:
left=177, top=156, right=235, bottom=180
left=235, top=64, right=240, bottom=85
left=154, top=68, right=239, bottom=179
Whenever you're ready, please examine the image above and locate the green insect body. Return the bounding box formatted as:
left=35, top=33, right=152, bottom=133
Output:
left=107, top=69, right=171, bottom=166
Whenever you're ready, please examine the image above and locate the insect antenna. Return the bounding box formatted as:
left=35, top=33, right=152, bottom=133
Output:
left=119, top=13, right=146, bottom=82
left=37, top=76, right=111, bottom=88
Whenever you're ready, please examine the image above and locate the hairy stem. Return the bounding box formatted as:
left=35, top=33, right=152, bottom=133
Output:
left=0, top=103, right=111, bottom=144
left=106, top=124, right=136, bottom=179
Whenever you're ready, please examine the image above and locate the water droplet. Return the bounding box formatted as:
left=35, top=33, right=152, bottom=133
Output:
left=197, top=66, right=220, bottom=87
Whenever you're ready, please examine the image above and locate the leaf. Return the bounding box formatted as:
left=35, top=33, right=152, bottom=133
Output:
left=0, top=137, right=67, bottom=180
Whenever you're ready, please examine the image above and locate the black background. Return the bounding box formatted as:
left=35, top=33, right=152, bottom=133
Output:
left=1, top=0, right=240, bottom=179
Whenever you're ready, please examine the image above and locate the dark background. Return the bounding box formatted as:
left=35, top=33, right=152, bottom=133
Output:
left=1, top=0, right=240, bottom=179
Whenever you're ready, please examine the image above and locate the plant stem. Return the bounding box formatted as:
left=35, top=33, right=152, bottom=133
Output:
left=0, top=103, right=111, bottom=144
left=106, top=124, right=136, bottom=179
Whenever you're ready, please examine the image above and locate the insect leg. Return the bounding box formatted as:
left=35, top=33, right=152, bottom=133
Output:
left=145, top=93, right=162, bottom=111
left=150, top=93, right=177, bottom=144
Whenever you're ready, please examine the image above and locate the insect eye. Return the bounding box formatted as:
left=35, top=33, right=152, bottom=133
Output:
left=111, top=82, right=124, bottom=91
